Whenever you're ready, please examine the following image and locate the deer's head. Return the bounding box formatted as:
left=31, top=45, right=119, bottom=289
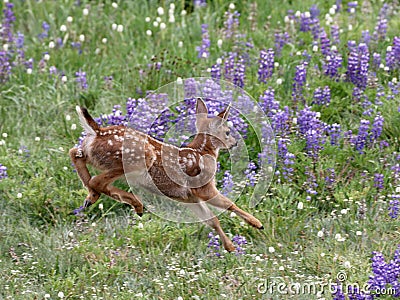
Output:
left=195, top=98, right=237, bottom=150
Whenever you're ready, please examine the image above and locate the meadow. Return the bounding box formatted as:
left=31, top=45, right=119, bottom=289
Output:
left=0, top=0, right=400, bottom=299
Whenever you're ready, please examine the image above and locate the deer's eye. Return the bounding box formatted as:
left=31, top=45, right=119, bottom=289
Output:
left=226, top=130, right=230, bottom=136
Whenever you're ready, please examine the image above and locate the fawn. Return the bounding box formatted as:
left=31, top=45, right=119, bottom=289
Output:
left=69, top=98, right=263, bottom=251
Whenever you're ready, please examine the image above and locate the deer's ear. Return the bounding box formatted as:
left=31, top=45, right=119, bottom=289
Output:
left=217, top=103, right=231, bottom=120
left=196, top=98, right=208, bottom=116
left=195, top=98, right=209, bottom=131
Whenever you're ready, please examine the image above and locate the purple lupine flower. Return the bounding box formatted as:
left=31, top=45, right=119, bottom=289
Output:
left=232, top=235, right=247, bottom=255
left=299, top=11, right=312, bottom=32
left=326, top=123, right=342, bottom=146
left=183, top=78, right=197, bottom=99
left=233, top=55, right=245, bottom=88
left=332, top=284, right=346, bottom=300
left=354, top=119, right=370, bottom=153
left=347, top=1, right=358, bottom=12
left=0, top=3, right=15, bottom=83
left=373, top=173, right=384, bottom=190
left=258, top=119, right=276, bottom=166
left=310, top=22, right=320, bottom=42
left=297, top=106, right=326, bottom=160
left=373, top=7, right=388, bottom=41
left=223, top=8, right=240, bottom=39
left=56, top=37, right=64, bottom=47
left=49, top=66, right=57, bottom=75
left=392, top=156, right=400, bottom=186
left=322, top=86, right=331, bottom=105
left=244, top=161, right=257, bottom=187
left=0, top=51, right=12, bottom=83
left=377, top=2, right=390, bottom=20
left=38, top=21, right=50, bottom=39
left=320, top=30, right=331, bottom=56
left=258, top=48, right=274, bottom=83
left=372, top=53, right=381, bottom=68
left=330, top=24, right=340, bottom=45
left=98, top=105, right=126, bottom=126
left=207, top=232, right=222, bottom=257
left=1, top=3, right=15, bottom=44
left=323, top=50, right=342, bottom=79
left=75, top=69, right=88, bottom=90
left=336, top=0, right=342, bottom=11
left=133, top=93, right=174, bottom=140
left=362, top=97, right=373, bottom=116
left=346, top=286, right=371, bottom=299
left=277, top=138, right=295, bottom=181
left=386, top=45, right=396, bottom=71
left=347, top=42, right=370, bottom=90
left=260, top=88, right=279, bottom=117
left=271, top=107, right=291, bottom=137
left=352, top=86, right=364, bottom=102
left=221, top=171, right=234, bottom=196
left=292, top=61, right=308, bottom=104
left=194, top=0, right=207, bottom=7
left=18, top=145, right=30, bottom=159
left=388, top=195, right=400, bottom=219
left=348, top=39, right=357, bottom=52
left=15, top=32, right=24, bottom=49
left=309, top=5, right=320, bottom=18
left=371, top=114, right=384, bottom=141
left=210, top=60, right=221, bottom=81
left=325, top=168, right=336, bottom=187
left=393, top=37, right=400, bottom=70
left=362, top=30, right=372, bottom=45
left=196, top=24, right=210, bottom=59
left=358, top=43, right=370, bottom=89
left=73, top=205, right=85, bottom=216
left=302, top=49, right=312, bottom=62
left=296, top=10, right=319, bottom=39
left=305, top=127, right=325, bottom=160
left=224, top=52, right=236, bottom=82
left=389, top=80, right=400, bottom=96
left=368, top=246, right=400, bottom=297
left=374, top=87, right=384, bottom=106
left=71, top=42, right=82, bottom=54
left=304, top=167, right=318, bottom=195
left=312, top=86, right=330, bottom=106
left=297, top=106, right=319, bottom=136
left=274, top=32, right=290, bottom=57
left=0, top=164, right=7, bottom=180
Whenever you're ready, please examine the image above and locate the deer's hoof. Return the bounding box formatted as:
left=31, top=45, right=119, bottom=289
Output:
left=83, top=199, right=92, bottom=208
left=137, top=212, right=143, bottom=217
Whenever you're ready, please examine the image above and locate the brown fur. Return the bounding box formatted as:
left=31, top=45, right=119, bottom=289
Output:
left=70, top=98, right=263, bottom=251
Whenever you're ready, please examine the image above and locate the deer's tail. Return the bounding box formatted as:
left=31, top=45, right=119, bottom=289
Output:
left=76, top=106, right=100, bottom=135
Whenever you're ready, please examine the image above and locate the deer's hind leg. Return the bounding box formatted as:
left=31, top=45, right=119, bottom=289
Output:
left=88, top=169, right=144, bottom=216
left=69, top=148, right=101, bottom=208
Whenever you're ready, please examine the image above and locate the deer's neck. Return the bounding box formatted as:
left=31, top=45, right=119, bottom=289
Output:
left=187, top=133, right=219, bottom=158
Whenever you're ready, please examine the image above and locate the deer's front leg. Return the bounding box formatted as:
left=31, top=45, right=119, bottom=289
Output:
left=193, top=187, right=264, bottom=229
left=69, top=148, right=100, bottom=208
left=188, top=201, right=235, bottom=252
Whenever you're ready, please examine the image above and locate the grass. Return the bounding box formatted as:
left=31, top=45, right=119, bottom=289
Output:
left=1, top=0, right=400, bottom=299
